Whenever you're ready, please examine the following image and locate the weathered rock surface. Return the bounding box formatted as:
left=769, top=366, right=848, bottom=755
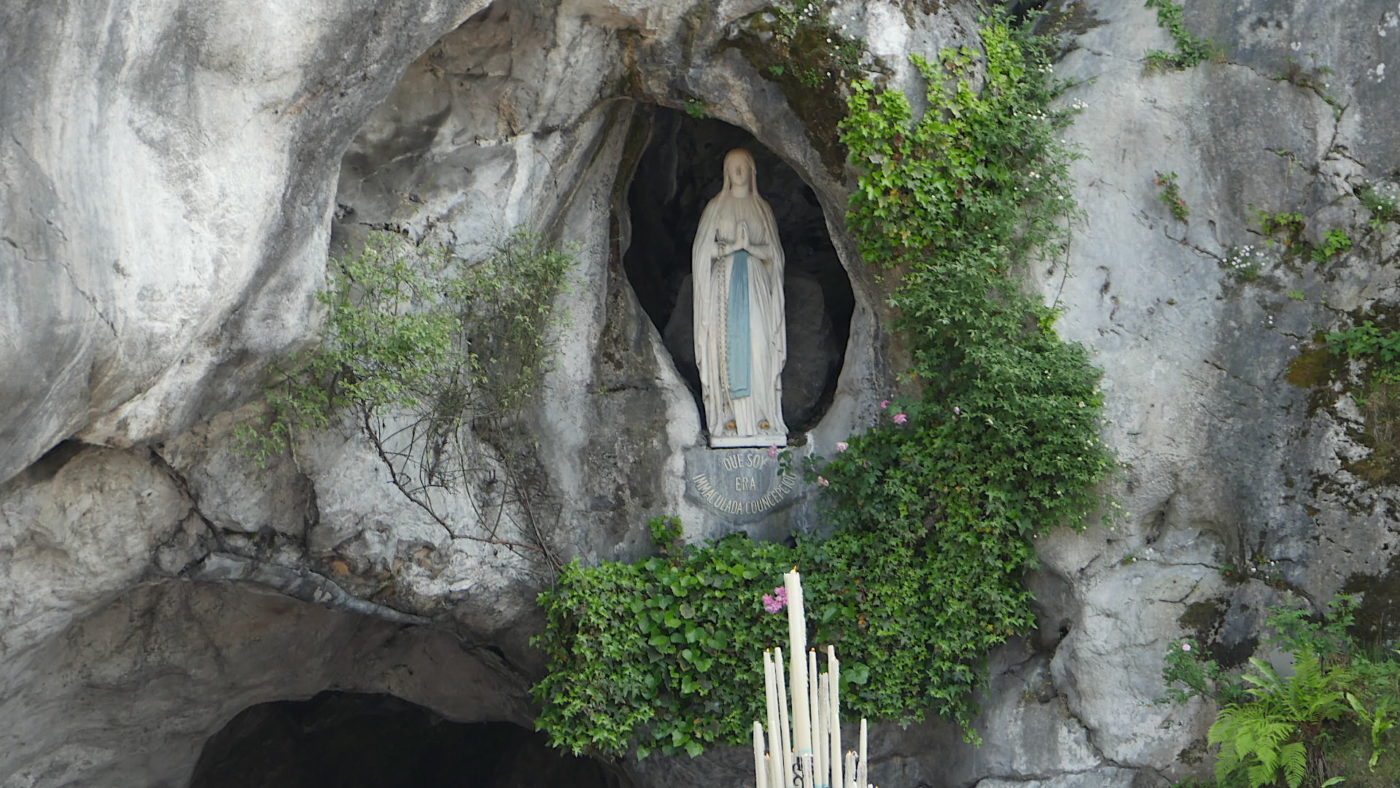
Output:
left=0, top=0, right=486, bottom=484
left=1024, top=0, right=1400, bottom=780
left=2, top=0, right=1399, bottom=786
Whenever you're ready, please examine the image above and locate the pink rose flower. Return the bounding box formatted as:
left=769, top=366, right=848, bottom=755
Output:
left=767, top=444, right=779, bottom=459
left=880, top=399, right=891, bottom=410
left=817, top=476, right=830, bottom=487
left=892, top=412, right=908, bottom=425
left=835, top=441, right=849, bottom=452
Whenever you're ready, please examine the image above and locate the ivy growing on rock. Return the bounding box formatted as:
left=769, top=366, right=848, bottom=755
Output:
left=533, top=17, right=1111, bottom=758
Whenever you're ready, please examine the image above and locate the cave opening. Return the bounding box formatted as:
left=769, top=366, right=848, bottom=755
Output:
left=189, top=691, right=626, bottom=788
left=621, top=107, right=854, bottom=436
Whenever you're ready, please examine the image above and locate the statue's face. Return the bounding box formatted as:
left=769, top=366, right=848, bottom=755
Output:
left=725, top=156, right=751, bottom=190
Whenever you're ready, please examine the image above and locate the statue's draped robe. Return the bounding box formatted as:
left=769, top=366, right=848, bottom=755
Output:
left=692, top=186, right=788, bottom=446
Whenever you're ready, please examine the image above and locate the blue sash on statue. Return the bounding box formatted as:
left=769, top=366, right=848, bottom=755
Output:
left=726, top=250, right=752, bottom=398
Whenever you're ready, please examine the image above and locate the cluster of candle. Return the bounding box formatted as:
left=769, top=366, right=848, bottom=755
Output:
left=752, top=568, right=874, bottom=788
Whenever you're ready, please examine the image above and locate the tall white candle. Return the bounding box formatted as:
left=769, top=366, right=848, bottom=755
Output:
left=858, top=719, right=868, bottom=788
left=817, top=670, right=831, bottom=787
left=844, top=751, right=857, bottom=788
left=783, top=569, right=811, bottom=757
left=764, top=652, right=782, bottom=786
left=828, top=646, right=842, bottom=788
left=808, top=649, right=822, bottom=778
left=774, top=646, right=790, bottom=783
left=754, top=721, right=769, bottom=788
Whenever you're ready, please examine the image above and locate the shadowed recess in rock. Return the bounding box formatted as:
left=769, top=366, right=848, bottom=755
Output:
left=190, top=691, right=627, bottom=788
left=621, top=107, right=854, bottom=434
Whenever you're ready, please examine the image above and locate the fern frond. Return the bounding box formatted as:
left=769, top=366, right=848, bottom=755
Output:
left=1279, top=741, right=1306, bottom=788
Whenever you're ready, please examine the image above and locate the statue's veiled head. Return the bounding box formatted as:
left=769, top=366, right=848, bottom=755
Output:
left=721, top=148, right=758, bottom=196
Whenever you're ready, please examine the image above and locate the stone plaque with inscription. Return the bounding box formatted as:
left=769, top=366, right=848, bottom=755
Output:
left=684, top=446, right=801, bottom=521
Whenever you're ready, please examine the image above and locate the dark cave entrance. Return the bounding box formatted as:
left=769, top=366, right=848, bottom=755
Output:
left=189, top=691, right=625, bottom=788
left=621, top=107, right=854, bottom=435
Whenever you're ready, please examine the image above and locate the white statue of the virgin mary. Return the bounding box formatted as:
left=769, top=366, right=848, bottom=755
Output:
left=692, top=149, right=789, bottom=448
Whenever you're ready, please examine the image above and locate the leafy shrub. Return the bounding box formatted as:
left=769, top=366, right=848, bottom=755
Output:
left=1163, top=597, right=1400, bottom=787
left=1327, top=322, right=1400, bottom=383
left=238, top=229, right=572, bottom=558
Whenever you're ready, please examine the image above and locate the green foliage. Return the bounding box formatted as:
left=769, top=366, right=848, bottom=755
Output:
left=1311, top=229, right=1353, bottom=263
left=1359, top=185, right=1400, bottom=230
left=1159, top=639, right=1246, bottom=706
left=240, top=230, right=571, bottom=459
left=1256, top=211, right=1306, bottom=244
left=534, top=535, right=792, bottom=757
left=1210, top=654, right=1349, bottom=787
left=1325, top=317, right=1400, bottom=486
left=1221, top=245, right=1268, bottom=282
left=683, top=99, right=708, bottom=119
left=237, top=230, right=571, bottom=559
left=1164, top=597, right=1400, bottom=786
left=1247, top=210, right=1351, bottom=266
left=647, top=515, right=684, bottom=556
left=1144, top=0, right=1219, bottom=71
left=1327, top=321, right=1400, bottom=384
left=766, top=0, right=865, bottom=88
left=533, top=16, right=1112, bottom=760
left=1156, top=171, right=1190, bottom=221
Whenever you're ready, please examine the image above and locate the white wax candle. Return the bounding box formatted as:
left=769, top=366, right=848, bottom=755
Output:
left=784, top=569, right=811, bottom=756
left=774, top=646, right=790, bottom=782
left=764, top=652, right=782, bottom=786
left=817, top=670, right=831, bottom=787
left=754, top=721, right=768, bottom=788
left=808, top=649, right=822, bottom=772
left=858, top=719, right=868, bottom=788
left=844, top=751, right=857, bottom=788
left=828, top=646, right=842, bottom=788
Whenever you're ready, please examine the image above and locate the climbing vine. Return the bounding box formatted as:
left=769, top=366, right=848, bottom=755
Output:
left=533, top=16, right=1111, bottom=758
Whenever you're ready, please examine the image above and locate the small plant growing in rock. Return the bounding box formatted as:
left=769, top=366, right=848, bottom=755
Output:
left=682, top=98, right=708, bottom=119
left=1221, top=245, right=1268, bottom=281
left=765, top=0, right=865, bottom=88
left=1359, top=184, right=1400, bottom=229
left=1154, top=171, right=1189, bottom=221
left=1255, top=210, right=1306, bottom=246
left=1327, top=320, right=1400, bottom=383
left=1311, top=228, right=1353, bottom=262
left=1274, top=59, right=1344, bottom=119
left=1143, top=0, right=1219, bottom=72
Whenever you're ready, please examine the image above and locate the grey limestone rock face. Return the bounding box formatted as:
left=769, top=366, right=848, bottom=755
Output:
left=4, top=0, right=1400, bottom=786
left=0, top=0, right=487, bottom=484
left=1022, top=0, right=1400, bottom=781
